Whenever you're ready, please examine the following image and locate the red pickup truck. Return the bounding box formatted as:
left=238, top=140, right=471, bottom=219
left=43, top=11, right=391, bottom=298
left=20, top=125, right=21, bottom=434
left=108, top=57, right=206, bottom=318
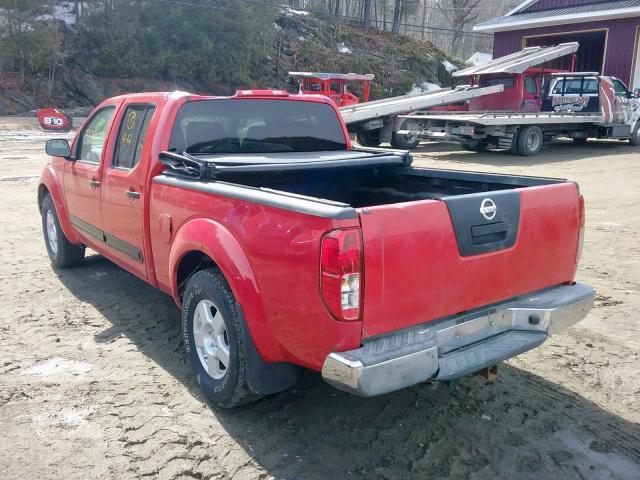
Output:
left=39, top=90, right=595, bottom=407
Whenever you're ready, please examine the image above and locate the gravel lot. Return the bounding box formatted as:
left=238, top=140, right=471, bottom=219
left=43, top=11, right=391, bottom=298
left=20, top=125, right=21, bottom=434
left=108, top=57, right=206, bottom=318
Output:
left=1, top=118, right=639, bottom=480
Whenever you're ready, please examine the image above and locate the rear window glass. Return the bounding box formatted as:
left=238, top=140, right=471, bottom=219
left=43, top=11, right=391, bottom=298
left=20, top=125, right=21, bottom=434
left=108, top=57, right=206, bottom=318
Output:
left=483, top=77, right=514, bottom=88
left=170, top=99, right=347, bottom=154
left=552, top=77, right=598, bottom=95
left=524, top=77, right=537, bottom=95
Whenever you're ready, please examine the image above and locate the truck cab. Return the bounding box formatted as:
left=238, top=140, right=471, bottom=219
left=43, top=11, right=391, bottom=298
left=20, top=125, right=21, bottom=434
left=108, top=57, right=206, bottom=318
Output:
left=470, top=67, right=565, bottom=112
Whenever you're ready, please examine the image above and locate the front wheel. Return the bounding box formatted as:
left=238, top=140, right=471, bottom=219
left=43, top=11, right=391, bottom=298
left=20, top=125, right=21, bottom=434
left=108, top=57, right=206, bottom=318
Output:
left=182, top=268, right=258, bottom=408
left=41, top=194, right=84, bottom=268
left=516, top=126, right=543, bottom=156
left=356, top=128, right=381, bottom=147
left=630, top=121, right=640, bottom=146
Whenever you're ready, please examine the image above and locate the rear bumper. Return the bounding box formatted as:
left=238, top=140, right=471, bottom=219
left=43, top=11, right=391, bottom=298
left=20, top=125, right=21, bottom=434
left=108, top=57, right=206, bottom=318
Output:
left=321, top=282, right=595, bottom=397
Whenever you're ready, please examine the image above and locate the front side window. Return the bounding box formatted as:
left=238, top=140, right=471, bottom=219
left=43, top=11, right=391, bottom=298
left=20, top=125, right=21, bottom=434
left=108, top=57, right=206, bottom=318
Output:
left=169, top=99, right=347, bottom=155
left=113, top=104, right=156, bottom=169
left=611, top=79, right=630, bottom=97
left=524, top=77, right=537, bottom=95
left=76, top=107, right=115, bottom=163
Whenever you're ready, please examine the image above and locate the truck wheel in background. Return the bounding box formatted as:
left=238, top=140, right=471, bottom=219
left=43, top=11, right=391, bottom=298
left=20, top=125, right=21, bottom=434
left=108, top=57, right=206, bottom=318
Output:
left=182, top=268, right=259, bottom=408
left=41, top=194, right=85, bottom=268
left=356, top=128, right=381, bottom=147
left=461, top=140, right=489, bottom=153
left=630, top=122, right=640, bottom=146
left=391, top=131, right=420, bottom=149
left=516, top=126, right=543, bottom=156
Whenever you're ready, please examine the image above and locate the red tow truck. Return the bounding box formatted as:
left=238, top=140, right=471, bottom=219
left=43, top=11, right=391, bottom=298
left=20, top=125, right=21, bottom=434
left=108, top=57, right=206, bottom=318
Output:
left=403, top=43, right=640, bottom=155
left=289, top=71, right=504, bottom=149
left=39, top=89, right=595, bottom=407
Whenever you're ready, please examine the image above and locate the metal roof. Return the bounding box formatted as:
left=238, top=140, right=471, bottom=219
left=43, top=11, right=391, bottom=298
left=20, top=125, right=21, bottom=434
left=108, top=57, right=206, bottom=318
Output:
left=288, top=72, right=375, bottom=81
left=475, top=0, right=640, bottom=32
left=453, top=42, right=579, bottom=77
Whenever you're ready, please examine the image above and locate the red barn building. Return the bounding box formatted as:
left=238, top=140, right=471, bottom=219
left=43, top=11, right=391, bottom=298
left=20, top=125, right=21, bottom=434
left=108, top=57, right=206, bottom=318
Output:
left=474, top=0, right=640, bottom=90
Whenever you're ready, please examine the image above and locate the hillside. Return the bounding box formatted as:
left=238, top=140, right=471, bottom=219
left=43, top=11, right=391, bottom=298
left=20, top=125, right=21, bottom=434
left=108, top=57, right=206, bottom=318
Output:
left=0, top=4, right=461, bottom=115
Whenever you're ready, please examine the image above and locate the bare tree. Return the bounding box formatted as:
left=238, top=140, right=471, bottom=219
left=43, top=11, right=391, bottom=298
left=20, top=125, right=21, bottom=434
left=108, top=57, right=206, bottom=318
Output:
left=437, top=0, right=481, bottom=57
left=362, top=0, right=373, bottom=27
left=391, top=0, right=403, bottom=34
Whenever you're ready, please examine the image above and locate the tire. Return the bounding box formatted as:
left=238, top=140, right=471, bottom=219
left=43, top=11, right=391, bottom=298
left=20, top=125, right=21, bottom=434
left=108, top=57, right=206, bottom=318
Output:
left=516, top=125, right=543, bottom=156
left=182, top=268, right=259, bottom=408
left=41, top=194, right=85, bottom=268
left=356, top=128, right=381, bottom=148
left=391, top=131, right=420, bottom=149
left=630, top=121, right=640, bottom=146
left=572, top=137, right=588, bottom=145
left=461, top=140, right=489, bottom=152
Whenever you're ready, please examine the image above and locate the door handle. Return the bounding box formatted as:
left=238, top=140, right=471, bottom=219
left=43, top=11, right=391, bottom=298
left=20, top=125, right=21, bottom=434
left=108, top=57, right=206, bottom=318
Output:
left=89, top=179, right=100, bottom=189
left=126, top=190, right=141, bottom=200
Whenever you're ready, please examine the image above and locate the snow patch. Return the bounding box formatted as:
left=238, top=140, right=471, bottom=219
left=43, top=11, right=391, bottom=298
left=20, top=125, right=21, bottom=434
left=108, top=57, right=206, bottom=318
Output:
left=35, top=2, right=79, bottom=26
left=25, top=357, right=92, bottom=377
left=273, top=22, right=282, bottom=31
left=407, top=82, right=441, bottom=95
left=467, top=52, right=493, bottom=66
left=441, top=60, right=458, bottom=73
left=281, top=6, right=310, bottom=16
left=338, top=42, right=352, bottom=54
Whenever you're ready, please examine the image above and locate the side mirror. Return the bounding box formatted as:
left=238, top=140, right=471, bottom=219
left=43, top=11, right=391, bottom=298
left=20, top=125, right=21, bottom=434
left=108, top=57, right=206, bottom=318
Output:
left=45, top=139, right=72, bottom=159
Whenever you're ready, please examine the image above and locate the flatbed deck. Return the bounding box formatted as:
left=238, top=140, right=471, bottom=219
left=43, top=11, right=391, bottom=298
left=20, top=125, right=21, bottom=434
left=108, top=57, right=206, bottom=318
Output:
left=402, top=111, right=605, bottom=126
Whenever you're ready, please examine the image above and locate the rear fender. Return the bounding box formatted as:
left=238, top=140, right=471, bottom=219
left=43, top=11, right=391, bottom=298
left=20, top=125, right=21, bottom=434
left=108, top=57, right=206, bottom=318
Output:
left=168, top=217, right=283, bottom=363
left=38, top=165, right=82, bottom=245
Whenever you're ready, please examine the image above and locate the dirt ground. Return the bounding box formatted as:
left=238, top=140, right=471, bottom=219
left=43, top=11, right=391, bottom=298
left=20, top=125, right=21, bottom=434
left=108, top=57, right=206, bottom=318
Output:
left=0, top=117, right=639, bottom=480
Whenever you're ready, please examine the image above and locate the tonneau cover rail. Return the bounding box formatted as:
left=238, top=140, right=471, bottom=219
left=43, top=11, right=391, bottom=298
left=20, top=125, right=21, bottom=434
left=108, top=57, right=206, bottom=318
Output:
left=159, top=149, right=412, bottom=180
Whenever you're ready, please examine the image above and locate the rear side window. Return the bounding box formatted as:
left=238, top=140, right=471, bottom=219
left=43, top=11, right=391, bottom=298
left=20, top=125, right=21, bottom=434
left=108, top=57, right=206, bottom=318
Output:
left=170, top=99, right=347, bottom=155
left=113, top=104, right=156, bottom=169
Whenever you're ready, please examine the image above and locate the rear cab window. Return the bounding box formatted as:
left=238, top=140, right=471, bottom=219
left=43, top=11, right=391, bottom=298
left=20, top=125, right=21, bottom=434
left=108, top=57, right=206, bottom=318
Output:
left=113, top=104, right=156, bottom=169
left=169, top=99, right=347, bottom=156
left=483, top=77, right=515, bottom=88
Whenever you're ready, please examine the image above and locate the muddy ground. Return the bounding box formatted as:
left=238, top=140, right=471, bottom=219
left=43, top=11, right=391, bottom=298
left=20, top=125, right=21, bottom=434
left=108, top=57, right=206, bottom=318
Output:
left=0, top=118, right=639, bottom=480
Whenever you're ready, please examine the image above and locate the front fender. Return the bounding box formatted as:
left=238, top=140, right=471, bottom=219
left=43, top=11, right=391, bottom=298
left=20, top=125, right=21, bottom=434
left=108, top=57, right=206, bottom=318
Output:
left=39, top=164, right=82, bottom=245
left=168, top=217, right=283, bottom=362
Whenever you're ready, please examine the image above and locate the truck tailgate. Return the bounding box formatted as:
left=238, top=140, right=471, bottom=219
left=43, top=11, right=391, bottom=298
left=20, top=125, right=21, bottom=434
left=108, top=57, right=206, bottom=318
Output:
left=358, top=182, right=581, bottom=338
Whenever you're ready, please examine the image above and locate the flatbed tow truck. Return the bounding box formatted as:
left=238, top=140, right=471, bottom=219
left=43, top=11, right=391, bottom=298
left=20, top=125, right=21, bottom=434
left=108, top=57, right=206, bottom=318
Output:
left=289, top=71, right=504, bottom=149
left=399, top=43, right=640, bottom=156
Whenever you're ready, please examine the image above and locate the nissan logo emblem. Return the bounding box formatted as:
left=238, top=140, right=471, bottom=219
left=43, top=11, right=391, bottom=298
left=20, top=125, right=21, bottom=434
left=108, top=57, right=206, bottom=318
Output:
left=480, top=198, right=497, bottom=221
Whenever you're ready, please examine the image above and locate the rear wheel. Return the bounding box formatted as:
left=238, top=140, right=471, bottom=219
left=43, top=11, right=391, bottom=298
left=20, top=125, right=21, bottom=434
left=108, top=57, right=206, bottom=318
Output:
left=391, top=131, right=420, bottom=150
left=41, top=194, right=84, bottom=268
left=356, top=128, right=381, bottom=148
left=516, top=126, right=543, bottom=156
left=630, top=121, right=640, bottom=146
left=182, top=268, right=259, bottom=408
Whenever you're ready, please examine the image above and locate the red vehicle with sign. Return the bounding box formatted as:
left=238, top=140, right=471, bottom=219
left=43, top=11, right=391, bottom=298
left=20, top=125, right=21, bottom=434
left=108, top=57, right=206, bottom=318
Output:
left=39, top=90, right=595, bottom=407
left=37, top=107, right=73, bottom=132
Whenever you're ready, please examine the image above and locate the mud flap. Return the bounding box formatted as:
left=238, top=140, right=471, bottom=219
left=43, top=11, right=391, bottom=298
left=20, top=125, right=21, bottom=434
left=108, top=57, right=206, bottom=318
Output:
left=235, top=303, right=298, bottom=395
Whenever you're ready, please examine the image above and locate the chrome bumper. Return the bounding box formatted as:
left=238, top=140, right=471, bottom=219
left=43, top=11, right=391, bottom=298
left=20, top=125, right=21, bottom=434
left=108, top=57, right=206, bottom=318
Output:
left=322, top=283, right=595, bottom=397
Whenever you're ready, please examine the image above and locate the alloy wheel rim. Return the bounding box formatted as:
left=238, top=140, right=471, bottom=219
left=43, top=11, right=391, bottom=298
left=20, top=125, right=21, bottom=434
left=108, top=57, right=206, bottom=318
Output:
left=46, top=209, right=58, bottom=255
left=192, top=299, right=230, bottom=380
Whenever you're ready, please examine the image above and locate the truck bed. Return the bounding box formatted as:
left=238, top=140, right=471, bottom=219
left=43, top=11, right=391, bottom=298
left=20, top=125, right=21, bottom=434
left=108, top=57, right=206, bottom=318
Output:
left=223, top=163, right=563, bottom=208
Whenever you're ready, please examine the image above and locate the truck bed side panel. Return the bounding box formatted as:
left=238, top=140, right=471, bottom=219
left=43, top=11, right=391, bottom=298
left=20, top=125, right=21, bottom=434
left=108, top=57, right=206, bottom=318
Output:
left=359, top=182, right=580, bottom=338
left=150, top=181, right=362, bottom=370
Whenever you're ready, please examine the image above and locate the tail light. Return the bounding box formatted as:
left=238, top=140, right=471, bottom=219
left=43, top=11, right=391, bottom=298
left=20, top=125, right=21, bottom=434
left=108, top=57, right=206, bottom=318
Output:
left=577, top=194, right=585, bottom=264
left=320, top=228, right=362, bottom=321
